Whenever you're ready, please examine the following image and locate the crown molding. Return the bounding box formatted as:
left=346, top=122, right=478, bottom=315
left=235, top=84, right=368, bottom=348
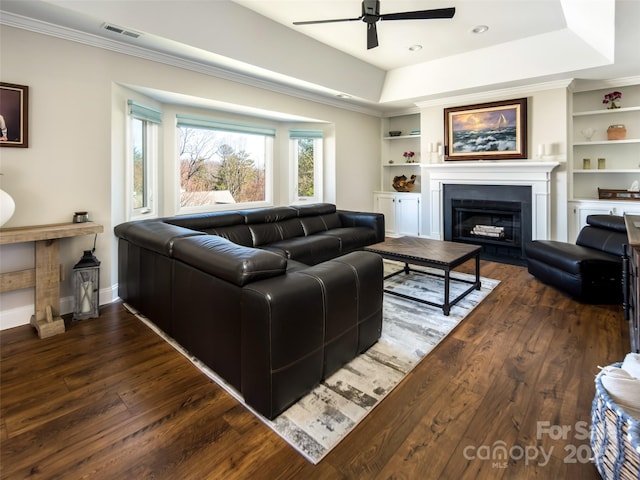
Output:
left=0, top=11, right=383, bottom=118
left=570, top=75, right=640, bottom=93
left=414, top=79, right=575, bottom=109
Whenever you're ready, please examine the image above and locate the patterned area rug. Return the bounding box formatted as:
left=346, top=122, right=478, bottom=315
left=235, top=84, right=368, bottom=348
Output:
left=130, top=260, right=499, bottom=464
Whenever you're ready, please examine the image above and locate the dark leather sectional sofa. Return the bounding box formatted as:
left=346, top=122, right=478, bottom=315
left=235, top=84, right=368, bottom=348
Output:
left=114, top=203, right=385, bottom=419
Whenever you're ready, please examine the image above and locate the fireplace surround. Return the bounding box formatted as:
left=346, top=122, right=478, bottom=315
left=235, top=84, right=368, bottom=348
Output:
left=423, top=161, right=560, bottom=261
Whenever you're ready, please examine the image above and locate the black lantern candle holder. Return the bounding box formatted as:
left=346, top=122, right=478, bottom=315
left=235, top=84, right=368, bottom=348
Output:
left=72, top=250, right=100, bottom=320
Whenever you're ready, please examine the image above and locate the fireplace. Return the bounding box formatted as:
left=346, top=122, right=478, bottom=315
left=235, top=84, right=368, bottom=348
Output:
left=444, top=184, right=532, bottom=265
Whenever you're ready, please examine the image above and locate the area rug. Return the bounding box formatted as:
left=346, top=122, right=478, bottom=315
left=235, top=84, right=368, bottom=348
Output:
left=129, top=260, right=499, bottom=464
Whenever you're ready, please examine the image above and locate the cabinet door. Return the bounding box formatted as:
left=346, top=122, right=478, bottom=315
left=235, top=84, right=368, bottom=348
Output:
left=396, top=195, right=420, bottom=236
left=576, top=206, right=615, bottom=233
left=374, top=193, right=396, bottom=234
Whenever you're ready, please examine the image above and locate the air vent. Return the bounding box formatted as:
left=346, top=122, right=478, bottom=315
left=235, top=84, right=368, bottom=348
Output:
left=102, top=23, right=141, bottom=39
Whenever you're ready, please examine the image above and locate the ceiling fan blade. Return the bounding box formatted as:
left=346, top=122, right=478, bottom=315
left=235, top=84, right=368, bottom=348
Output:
left=380, top=7, right=455, bottom=21
left=367, top=22, right=379, bottom=50
left=293, top=16, right=362, bottom=25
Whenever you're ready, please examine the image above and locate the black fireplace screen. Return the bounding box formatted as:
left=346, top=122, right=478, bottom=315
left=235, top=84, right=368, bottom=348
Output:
left=443, top=184, right=532, bottom=263
left=451, top=199, right=521, bottom=247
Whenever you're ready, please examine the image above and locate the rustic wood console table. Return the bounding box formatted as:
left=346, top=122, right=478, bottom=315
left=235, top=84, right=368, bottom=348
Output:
left=0, top=222, right=104, bottom=338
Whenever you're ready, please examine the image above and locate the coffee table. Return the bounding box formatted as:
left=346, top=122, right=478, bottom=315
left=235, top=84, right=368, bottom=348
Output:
left=364, top=236, right=481, bottom=315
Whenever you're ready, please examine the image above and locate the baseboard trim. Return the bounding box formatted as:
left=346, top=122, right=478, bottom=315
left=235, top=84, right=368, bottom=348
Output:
left=0, top=284, right=119, bottom=330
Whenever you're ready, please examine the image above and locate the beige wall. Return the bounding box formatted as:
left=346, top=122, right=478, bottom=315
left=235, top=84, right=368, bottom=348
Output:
left=0, top=26, right=381, bottom=328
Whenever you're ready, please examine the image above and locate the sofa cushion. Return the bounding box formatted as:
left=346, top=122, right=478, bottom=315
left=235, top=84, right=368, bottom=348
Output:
left=277, top=217, right=305, bottom=239
left=249, top=222, right=282, bottom=246
left=292, top=203, right=336, bottom=217
left=298, top=212, right=342, bottom=235
left=262, top=235, right=341, bottom=265
left=299, top=216, right=328, bottom=235
left=207, top=224, right=253, bottom=247
left=318, top=226, right=379, bottom=252
left=587, top=214, right=627, bottom=233
left=172, top=235, right=287, bottom=286
left=242, top=206, right=298, bottom=224
left=165, top=212, right=244, bottom=231
left=576, top=225, right=627, bottom=257
left=319, top=212, right=343, bottom=230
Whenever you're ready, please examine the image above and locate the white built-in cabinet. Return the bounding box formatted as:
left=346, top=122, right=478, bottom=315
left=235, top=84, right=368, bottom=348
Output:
left=568, top=200, right=640, bottom=242
left=374, top=192, right=421, bottom=236
left=569, top=81, right=640, bottom=240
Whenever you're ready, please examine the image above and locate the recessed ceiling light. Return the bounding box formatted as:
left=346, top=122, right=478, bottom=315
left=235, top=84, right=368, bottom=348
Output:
left=472, top=25, right=489, bottom=34
left=336, top=93, right=351, bottom=99
left=409, top=44, right=423, bottom=52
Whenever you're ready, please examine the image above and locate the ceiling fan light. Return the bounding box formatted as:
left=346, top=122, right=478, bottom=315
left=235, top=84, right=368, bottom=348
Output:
left=409, top=44, right=423, bottom=52
left=472, top=25, right=489, bottom=34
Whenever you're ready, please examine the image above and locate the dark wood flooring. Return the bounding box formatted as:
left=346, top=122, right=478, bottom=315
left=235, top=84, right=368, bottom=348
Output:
left=0, top=260, right=629, bottom=479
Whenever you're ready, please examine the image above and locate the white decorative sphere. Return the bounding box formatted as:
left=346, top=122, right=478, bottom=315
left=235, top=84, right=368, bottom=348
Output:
left=0, top=188, right=16, bottom=226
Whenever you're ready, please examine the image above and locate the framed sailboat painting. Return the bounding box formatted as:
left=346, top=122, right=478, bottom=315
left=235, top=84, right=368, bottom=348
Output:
left=443, top=98, right=527, bottom=161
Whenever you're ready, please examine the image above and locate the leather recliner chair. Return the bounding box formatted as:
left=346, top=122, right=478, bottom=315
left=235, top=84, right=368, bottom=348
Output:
left=524, top=215, right=627, bottom=304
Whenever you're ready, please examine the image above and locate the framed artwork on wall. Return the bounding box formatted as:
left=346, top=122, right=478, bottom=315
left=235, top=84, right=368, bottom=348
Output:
left=0, top=82, right=29, bottom=148
left=444, top=97, right=527, bottom=161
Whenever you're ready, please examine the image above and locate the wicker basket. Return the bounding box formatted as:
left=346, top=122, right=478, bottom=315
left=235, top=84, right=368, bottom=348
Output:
left=591, top=364, right=640, bottom=480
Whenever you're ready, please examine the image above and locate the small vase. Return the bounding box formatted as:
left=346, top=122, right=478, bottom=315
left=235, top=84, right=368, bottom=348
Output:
left=607, top=102, right=620, bottom=110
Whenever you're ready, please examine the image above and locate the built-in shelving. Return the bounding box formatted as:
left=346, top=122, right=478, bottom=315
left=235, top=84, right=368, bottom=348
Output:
left=380, top=113, right=422, bottom=193
left=383, top=134, right=421, bottom=140
left=573, top=106, right=640, bottom=117
left=570, top=83, right=640, bottom=204
left=574, top=139, right=640, bottom=146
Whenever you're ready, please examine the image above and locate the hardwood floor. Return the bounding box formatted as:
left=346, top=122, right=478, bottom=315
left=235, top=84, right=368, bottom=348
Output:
left=1, top=261, right=629, bottom=479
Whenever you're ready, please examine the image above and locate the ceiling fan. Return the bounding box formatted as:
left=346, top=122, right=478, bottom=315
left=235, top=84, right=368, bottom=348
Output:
left=293, top=0, right=456, bottom=50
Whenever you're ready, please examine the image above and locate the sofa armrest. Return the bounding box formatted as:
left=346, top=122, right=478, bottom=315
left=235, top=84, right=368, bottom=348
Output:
left=172, top=235, right=287, bottom=286
left=337, top=210, right=385, bottom=243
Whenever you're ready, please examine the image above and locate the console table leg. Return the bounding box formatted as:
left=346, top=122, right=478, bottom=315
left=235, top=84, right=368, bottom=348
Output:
left=32, top=239, right=65, bottom=338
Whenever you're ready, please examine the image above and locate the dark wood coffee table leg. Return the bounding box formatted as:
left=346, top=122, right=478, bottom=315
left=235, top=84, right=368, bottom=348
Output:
left=444, top=270, right=451, bottom=315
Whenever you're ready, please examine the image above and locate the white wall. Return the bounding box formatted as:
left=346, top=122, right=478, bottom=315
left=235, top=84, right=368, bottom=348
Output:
left=0, top=25, right=381, bottom=329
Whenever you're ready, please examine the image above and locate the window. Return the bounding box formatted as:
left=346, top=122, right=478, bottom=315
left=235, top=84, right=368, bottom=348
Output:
left=127, top=100, right=160, bottom=219
left=176, top=115, right=274, bottom=210
left=290, top=129, right=323, bottom=204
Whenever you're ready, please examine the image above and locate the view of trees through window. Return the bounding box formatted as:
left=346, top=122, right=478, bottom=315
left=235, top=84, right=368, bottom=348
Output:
left=297, top=138, right=315, bottom=198
left=131, top=117, right=146, bottom=210
left=178, top=127, right=268, bottom=207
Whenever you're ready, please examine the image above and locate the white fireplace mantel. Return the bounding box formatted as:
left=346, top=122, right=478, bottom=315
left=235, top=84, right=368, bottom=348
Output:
left=422, top=160, right=560, bottom=240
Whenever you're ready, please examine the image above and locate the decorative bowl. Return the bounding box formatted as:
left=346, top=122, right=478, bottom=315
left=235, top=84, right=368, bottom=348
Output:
left=392, top=174, right=417, bottom=192
left=388, top=131, right=402, bottom=137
